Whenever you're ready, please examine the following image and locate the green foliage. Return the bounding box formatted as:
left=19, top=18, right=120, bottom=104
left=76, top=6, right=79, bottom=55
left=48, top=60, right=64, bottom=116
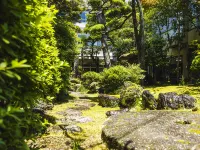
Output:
left=0, top=107, right=47, bottom=150
left=119, top=83, right=143, bottom=109
left=82, top=71, right=102, bottom=93
left=101, top=65, right=144, bottom=93
left=82, top=71, right=102, bottom=87
left=70, top=78, right=81, bottom=84
left=191, top=54, right=200, bottom=71
left=89, top=82, right=100, bottom=93
left=0, top=0, right=72, bottom=149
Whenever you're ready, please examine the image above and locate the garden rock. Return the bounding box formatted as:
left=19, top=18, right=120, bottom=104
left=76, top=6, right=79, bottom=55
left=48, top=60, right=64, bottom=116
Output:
left=106, top=108, right=129, bottom=117
left=66, top=116, right=93, bottom=123
left=102, top=111, right=200, bottom=150
left=98, top=94, right=120, bottom=107
left=142, top=90, right=157, bottom=109
left=34, top=101, right=53, bottom=110
left=179, top=94, right=196, bottom=108
left=157, top=92, right=196, bottom=109
left=59, top=125, right=82, bottom=133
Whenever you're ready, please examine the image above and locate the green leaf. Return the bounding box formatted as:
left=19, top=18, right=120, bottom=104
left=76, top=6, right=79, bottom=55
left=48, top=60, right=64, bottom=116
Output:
left=2, top=38, right=10, bottom=44
left=0, top=62, right=7, bottom=70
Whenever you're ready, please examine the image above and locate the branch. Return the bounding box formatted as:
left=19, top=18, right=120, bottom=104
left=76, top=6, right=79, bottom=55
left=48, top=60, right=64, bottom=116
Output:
left=107, top=13, right=132, bottom=33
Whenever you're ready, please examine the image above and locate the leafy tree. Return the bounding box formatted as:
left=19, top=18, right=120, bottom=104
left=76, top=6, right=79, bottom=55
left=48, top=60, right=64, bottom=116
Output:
left=86, top=0, right=131, bottom=68
left=48, top=0, right=84, bottom=98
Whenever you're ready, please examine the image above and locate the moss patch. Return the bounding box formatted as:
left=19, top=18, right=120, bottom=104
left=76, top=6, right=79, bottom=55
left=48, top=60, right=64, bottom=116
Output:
left=46, top=96, right=119, bottom=150
left=73, top=104, right=119, bottom=150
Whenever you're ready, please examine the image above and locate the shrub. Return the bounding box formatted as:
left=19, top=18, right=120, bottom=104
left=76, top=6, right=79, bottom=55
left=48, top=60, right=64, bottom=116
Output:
left=119, top=83, right=143, bottom=108
left=89, top=82, right=100, bottom=93
left=70, top=78, right=81, bottom=84
left=82, top=71, right=102, bottom=88
left=0, top=0, right=68, bottom=149
left=101, top=65, right=144, bottom=93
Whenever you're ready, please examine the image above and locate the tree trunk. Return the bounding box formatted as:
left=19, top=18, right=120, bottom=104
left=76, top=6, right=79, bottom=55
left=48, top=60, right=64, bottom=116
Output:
left=132, top=0, right=145, bottom=85
left=101, top=35, right=111, bottom=68
left=97, top=10, right=111, bottom=68
left=131, top=0, right=145, bottom=70
left=177, top=13, right=181, bottom=84
left=96, top=53, right=100, bottom=72
left=182, top=0, right=189, bottom=81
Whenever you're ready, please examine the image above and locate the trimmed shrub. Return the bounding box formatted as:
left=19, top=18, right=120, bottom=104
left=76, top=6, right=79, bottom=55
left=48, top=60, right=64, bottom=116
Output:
left=101, top=65, right=144, bottom=93
left=119, top=83, right=143, bottom=108
left=82, top=71, right=102, bottom=91
left=89, top=82, right=100, bottom=93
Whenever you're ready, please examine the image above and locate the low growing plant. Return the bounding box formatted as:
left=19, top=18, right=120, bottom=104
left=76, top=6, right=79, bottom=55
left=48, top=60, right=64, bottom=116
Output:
left=119, top=83, right=143, bottom=109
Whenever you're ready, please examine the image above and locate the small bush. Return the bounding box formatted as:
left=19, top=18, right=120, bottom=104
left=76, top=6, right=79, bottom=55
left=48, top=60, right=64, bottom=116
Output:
left=88, top=82, right=100, bottom=93
left=119, top=83, right=143, bottom=108
left=101, top=65, right=144, bottom=93
left=82, top=71, right=102, bottom=88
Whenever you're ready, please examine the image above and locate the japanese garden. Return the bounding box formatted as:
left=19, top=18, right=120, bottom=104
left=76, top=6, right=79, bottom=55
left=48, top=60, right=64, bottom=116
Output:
left=0, top=0, right=200, bottom=149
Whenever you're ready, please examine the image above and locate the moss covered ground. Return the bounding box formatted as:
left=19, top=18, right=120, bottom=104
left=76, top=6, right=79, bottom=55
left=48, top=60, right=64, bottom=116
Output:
left=33, top=86, right=200, bottom=149
left=37, top=92, right=119, bottom=150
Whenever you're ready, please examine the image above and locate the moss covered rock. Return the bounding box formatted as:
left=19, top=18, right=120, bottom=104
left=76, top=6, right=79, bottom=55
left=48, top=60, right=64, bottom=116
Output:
left=98, top=94, right=120, bottom=107
left=142, top=90, right=157, bottom=110
left=157, top=92, right=196, bottom=109
left=102, top=111, right=200, bottom=150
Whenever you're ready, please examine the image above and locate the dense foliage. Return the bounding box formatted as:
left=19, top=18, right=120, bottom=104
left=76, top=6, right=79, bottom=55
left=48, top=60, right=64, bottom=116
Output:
left=101, top=65, right=144, bottom=93
left=0, top=0, right=75, bottom=149
left=82, top=71, right=102, bottom=87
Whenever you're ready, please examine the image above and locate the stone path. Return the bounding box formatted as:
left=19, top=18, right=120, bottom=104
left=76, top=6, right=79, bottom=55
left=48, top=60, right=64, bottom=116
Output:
left=28, top=92, right=114, bottom=150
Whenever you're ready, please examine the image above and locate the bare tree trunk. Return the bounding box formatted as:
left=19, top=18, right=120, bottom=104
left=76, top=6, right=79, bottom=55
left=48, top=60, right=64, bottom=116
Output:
left=96, top=52, right=100, bottom=72
left=177, top=13, right=181, bottom=84
left=182, top=0, right=189, bottom=81
left=101, top=35, right=111, bottom=68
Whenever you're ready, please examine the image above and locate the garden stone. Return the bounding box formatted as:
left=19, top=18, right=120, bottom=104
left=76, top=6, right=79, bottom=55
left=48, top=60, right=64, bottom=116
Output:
left=75, top=103, right=96, bottom=108
left=34, top=101, right=53, bottom=111
left=70, top=105, right=90, bottom=111
left=157, top=92, right=196, bottom=109
left=179, top=94, right=196, bottom=108
left=59, top=125, right=82, bottom=133
left=66, top=116, right=93, bottom=123
left=98, top=94, right=120, bottom=107
left=142, top=90, right=157, bottom=109
left=106, top=108, right=129, bottom=117
left=102, top=111, right=200, bottom=150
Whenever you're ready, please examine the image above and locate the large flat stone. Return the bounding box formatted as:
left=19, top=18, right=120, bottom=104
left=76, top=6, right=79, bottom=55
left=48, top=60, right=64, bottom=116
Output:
left=102, top=111, right=200, bottom=150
